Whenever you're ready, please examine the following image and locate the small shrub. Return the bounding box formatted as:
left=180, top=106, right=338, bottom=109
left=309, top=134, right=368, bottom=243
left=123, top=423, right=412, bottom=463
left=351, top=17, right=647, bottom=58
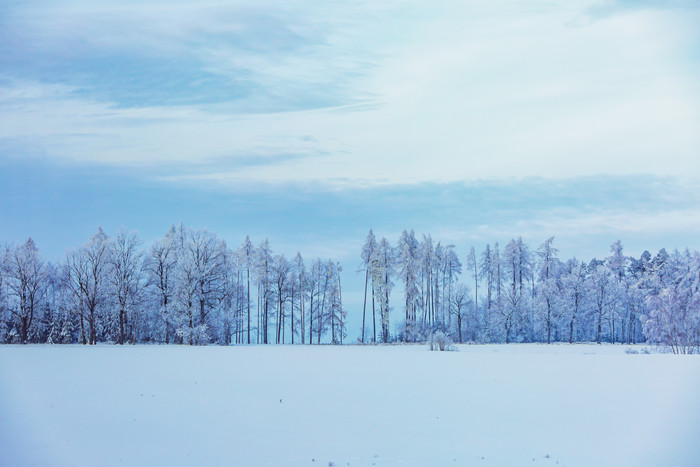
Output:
left=428, top=331, right=455, bottom=351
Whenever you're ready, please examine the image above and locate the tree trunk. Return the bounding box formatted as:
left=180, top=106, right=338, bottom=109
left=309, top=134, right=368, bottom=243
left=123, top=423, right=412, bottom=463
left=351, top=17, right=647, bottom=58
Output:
left=319, top=276, right=327, bottom=345
left=80, top=313, right=86, bottom=345
left=277, top=294, right=283, bottom=344
left=164, top=293, right=170, bottom=345
left=21, top=316, right=28, bottom=344
left=89, top=308, right=96, bottom=345
left=458, top=314, right=462, bottom=343
left=119, top=307, right=125, bottom=345
left=546, top=299, right=551, bottom=344
left=362, top=269, right=368, bottom=343
left=309, top=290, right=314, bottom=345
left=300, top=288, right=305, bottom=345
left=372, top=288, right=376, bottom=343
left=247, top=268, right=251, bottom=344
left=611, top=316, right=615, bottom=344
left=569, top=316, right=575, bottom=344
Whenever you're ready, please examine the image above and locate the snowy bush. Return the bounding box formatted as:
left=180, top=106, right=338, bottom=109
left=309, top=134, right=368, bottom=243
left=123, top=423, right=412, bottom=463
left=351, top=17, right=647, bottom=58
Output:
left=176, top=324, right=211, bottom=345
left=625, top=346, right=653, bottom=354
left=643, top=283, right=700, bottom=355
left=428, top=330, right=455, bottom=351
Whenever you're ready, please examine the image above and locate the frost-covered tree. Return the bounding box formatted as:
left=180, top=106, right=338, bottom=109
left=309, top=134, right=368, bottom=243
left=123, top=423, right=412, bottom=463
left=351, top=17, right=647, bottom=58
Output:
left=0, top=247, right=7, bottom=343
left=627, top=251, right=652, bottom=345
left=536, top=237, right=560, bottom=343
left=42, top=263, right=75, bottom=344
left=451, top=283, right=472, bottom=343
left=642, top=251, right=700, bottom=353
left=146, top=226, right=179, bottom=344
left=561, top=258, right=588, bottom=343
left=326, top=261, right=346, bottom=344
left=238, top=235, right=256, bottom=344
left=372, top=237, right=394, bottom=343
left=5, top=238, right=48, bottom=343
left=109, top=230, right=145, bottom=345
left=359, top=229, right=377, bottom=343
left=63, top=228, right=111, bottom=345
left=479, top=244, right=494, bottom=312
left=493, top=242, right=503, bottom=304
left=292, top=252, right=306, bottom=344
left=397, top=230, right=420, bottom=341
left=466, top=246, right=479, bottom=328
left=498, top=238, right=533, bottom=343
left=606, top=240, right=630, bottom=344
left=588, top=264, right=619, bottom=344
left=272, top=254, right=292, bottom=344
left=255, top=239, right=273, bottom=344
left=174, top=228, right=228, bottom=345
left=442, top=244, right=462, bottom=329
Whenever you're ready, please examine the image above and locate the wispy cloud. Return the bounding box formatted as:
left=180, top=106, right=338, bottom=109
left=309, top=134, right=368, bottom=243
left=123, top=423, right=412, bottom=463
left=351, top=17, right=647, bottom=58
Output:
left=1, top=0, right=699, bottom=186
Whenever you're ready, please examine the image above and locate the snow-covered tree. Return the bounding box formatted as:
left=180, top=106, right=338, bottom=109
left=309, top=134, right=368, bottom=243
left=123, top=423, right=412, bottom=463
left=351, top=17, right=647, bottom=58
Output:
left=450, top=283, right=472, bottom=343
left=109, top=230, right=145, bottom=345
left=588, top=264, right=619, bottom=344
left=173, top=228, right=228, bottom=345
left=535, top=237, right=560, bottom=343
left=359, top=229, right=377, bottom=343
left=561, top=258, right=588, bottom=343
left=0, top=247, right=7, bottom=343
left=397, top=230, right=420, bottom=341
left=498, top=238, right=533, bottom=343
left=63, top=228, right=111, bottom=345
left=466, top=246, right=479, bottom=329
left=146, top=226, right=179, bottom=344
left=255, top=238, right=273, bottom=344
left=292, top=252, right=306, bottom=344
left=372, top=237, right=394, bottom=343
left=238, top=235, right=256, bottom=344
left=642, top=250, right=700, bottom=353
left=4, top=238, right=48, bottom=343
left=479, top=244, right=494, bottom=312
left=326, top=261, right=346, bottom=344
left=442, top=244, right=462, bottom=329
left=272, top=254, right=292, bottom=344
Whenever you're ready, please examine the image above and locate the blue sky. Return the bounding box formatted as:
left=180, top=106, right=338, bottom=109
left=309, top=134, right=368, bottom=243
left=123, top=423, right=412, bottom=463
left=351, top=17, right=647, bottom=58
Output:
left=1, top=0, right=700, bottom=337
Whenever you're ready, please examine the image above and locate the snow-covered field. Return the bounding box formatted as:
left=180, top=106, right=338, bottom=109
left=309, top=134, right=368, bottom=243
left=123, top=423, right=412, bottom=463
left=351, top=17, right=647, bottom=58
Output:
left=1, top=344, right=698, bottom=467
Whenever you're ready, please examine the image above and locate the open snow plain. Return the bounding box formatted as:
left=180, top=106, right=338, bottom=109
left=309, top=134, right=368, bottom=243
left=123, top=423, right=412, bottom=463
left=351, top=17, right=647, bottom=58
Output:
left=1, top=344, right=698, bottom=466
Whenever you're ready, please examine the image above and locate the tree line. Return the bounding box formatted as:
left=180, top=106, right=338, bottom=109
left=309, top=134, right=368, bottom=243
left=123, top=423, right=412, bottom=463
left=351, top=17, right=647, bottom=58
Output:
left=2, top=226, right=698, bottom=352
left=359, top=230, right=699, bottom=353
left=0, top=224, right=346, bottom=345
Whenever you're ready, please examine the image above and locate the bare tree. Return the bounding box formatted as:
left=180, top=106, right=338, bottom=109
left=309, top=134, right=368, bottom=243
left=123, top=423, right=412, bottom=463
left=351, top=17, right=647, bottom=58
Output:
left=273, top=254, right=291, bottom=344
left=451, top=283, right=471, bottom=343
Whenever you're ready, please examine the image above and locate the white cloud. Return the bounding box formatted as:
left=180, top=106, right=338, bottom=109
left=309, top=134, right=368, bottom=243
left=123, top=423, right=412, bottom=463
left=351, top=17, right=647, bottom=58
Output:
left=1, top=1, right=699, bottom=186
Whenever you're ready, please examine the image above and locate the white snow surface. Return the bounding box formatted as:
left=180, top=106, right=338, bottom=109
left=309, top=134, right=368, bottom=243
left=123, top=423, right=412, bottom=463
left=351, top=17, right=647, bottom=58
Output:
left=1, top=344, right=698, bottom=466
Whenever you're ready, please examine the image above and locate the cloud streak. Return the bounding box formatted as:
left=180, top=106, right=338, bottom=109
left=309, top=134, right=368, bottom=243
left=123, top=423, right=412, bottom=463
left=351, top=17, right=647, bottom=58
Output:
left=1, top=0, right=699, bottom=186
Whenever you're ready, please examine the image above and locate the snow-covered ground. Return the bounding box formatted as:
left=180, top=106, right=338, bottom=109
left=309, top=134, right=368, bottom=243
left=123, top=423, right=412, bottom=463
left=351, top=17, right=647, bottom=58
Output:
left=1, top=344, right=698, bottom=466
